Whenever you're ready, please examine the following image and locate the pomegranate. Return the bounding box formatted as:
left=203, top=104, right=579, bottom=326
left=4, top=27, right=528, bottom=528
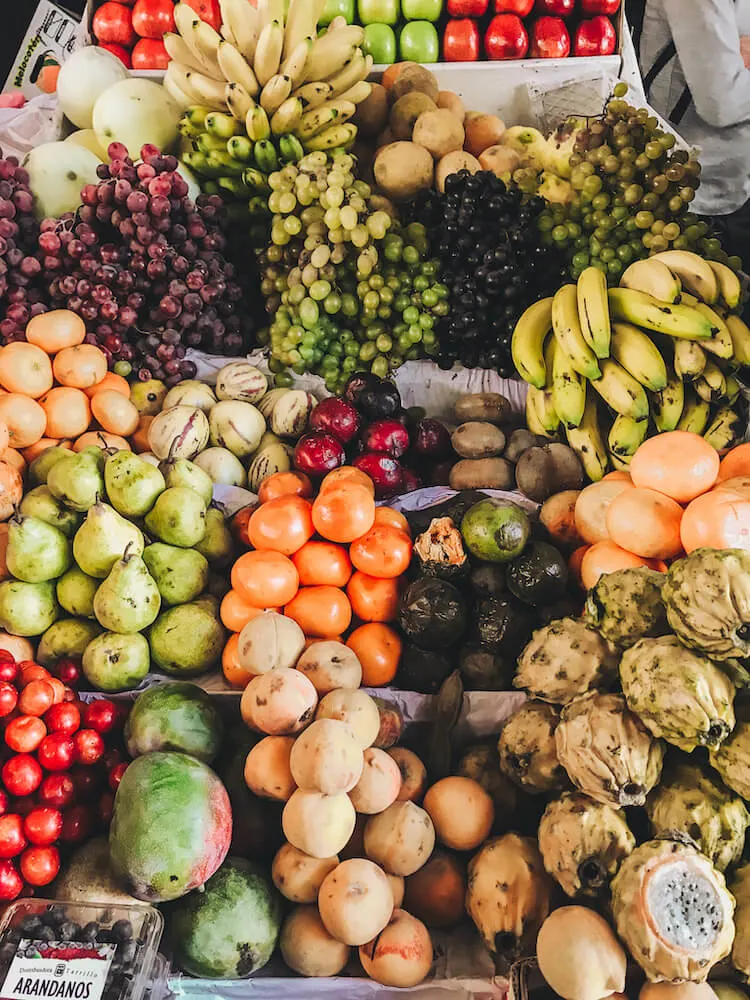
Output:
left=310, top=398, right=361, bottom=444
left=294, top=432, right=346, bottom=477
left=353, top=454, right=403, bottom=499
left=413, top=419, right=452, bottom=460
left=362, top=420, right=410, bottom=459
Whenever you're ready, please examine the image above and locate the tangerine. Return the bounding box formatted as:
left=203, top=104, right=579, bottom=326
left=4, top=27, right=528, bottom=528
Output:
left=90, top=390, right=139, bottom=436
left=0, top=343, right=53, bottom=398
left=312, top=483, right=375, bottom=544
left=222, top=633, right=254, bottom=689
left=231, top=550, right=299, bottom=608
left=568, top=545, right=590, bottom=588
left=73, top=431, right=130, bottom=452
left=346, top=623, right=402, bottom=687
left=629, top=430, right=719, bottom=503
left=349, top=524, right=411, bottom=579
left=606, top=487, right=683, bottom=560
left=580, top=540, right=666, bottom=590
left=220, top=590, right=272, bottom=632
left=0, top=395, right=46, bottom=449
left=248, top=496, right=314, bottom=556
left=231, top=504, right=259, bottom=549
left=574, top=479, right=634, bottom=545
left=320, top=466, right=375, bottom=496
left=40, top=387, right=91, bottom=440
left=373, top=507, right=411, bottom=535
left=83, top=372, right=130, bottom=399
left=53, top=345, right=108, bottom=389
left=681, top=489, right=750, bottom=553
left=284, top=586, right=352, bottom=638
left=347, top=572, right=400, bottom=623
left=25, top=310, right=86, bottom=354
left=292, top=541, right=353, bottom=588
left=258, top=471, right=313, bottom=504
left=718, top=443, right=750, bottom=482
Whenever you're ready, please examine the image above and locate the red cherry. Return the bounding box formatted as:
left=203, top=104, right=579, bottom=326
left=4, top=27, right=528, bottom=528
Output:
left=0, top=859, right=23, bottom=900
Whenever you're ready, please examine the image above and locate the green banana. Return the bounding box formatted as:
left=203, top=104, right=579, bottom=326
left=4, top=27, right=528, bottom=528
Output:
left=217, top=176, right=252, bottom=198
left=564, top=387, right=608, bottom=482
left=650, top=370, right=685, bottom=431
left=552, top=284, right=602, bottom=381
left=609, top=323, right=668, bottom=392
left=205, top=111, right=242, bottom=139
left=227, top=136, right=254, bottom=162
left=253, top=139, right=279, bottom=172
left=279, top=134, right=305, bottom=163
left=244, top=168, right=271, bottom=192
left=589, top=358, right=650, bottom=421
left=247, top=106, right=271, bottom=141
left=725, top=374, right=742, bottom=405
left=704, top=406, right=742, bottom=451
left=608, top=288, right=715, bottom=340
left=676, top=391, right=711, bottom=434
left=182, top=106, right=212, bottom=133
left=511, top=297, right=554, bottom=388
left=196, top=133, right=228, bottom=154
left=205, top=150, right=246, bottom=176
left=727, top=315, right=750, bottom=366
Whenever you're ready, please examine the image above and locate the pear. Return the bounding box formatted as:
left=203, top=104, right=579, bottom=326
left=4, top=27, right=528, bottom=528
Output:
left=159, top=456, right=214, bottom=506
left=82, top=632, right=150, bottom=693
left=144, top=487, right=206, bottom=548
left=142, top=543, right=209, bottom=606
left=194, top=508, right=233, bottom=567
left=57, top=566, right=99, bottom=619
left=148, top=600, right=226, bottom=676
left=20, top=486, right=82, bottom=538
left=36, top=618, right=101, bottom=666
left=130, top=379, right=167, bottom=416
left=48, top=448, right=105, bottom=512
left=192, top=593, right=220, bottom=616
left=0, top=580, right=59, bottom=636
left=6, top=514, right=72, bottom=583
left=29, top=446, right=72, bottom=487
left=104, top=451, right=166, bottom=518
left=73, top=502, right=144, bottom=579
left=93, top=547, right=161, bottom=633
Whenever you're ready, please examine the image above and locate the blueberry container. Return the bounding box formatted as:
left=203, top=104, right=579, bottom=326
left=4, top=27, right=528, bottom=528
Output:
left=0, top=899, right=164, bottom=1000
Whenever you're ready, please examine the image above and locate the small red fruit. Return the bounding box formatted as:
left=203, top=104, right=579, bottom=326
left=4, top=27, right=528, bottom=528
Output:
left=37, top=734, right=75, bottom=772
left=0, top=815, right=27, bottom=858
left=5, top=716, right=46, bottom=753
left=98, top=792, right=115, bottom=826
left=82, top=700, right=118, bottom=735
left=294, top=432, right=346, bottom=478
left=2, top=755, right=43, bottom=797
left=131, top=0, right=175, bottom=37
left=60, top=807, right=93, bottom=845
left=71, top=766, right=103, bottom=799
left=38, top=774, right=75, bottom=810
left=24, top=808, right=63, bottom=847
left=309, top=398, right=361, bottom=444
left=20, top=845, right=60, bottom=886
left=361, top=419, right=410, bottom=459
left=0, top=682, right=17, bottom=718
left=0, top=790, right=9, bottom=816
left=352, top=453, right=403, bottom=499
left=109, top=762, right=128, bottom=791
left=18, top=680, right=55, bottom=717
left=45, top=702, right=81, bottom=736
left=0, top=860, right=23, bottom=900
left=0, top=659, right=19, bottom=684
left=98, top=42, right=133, bottom=68
left=73, top=729, right=105, bottom=765
left=56, top=659, right=81, bottom=687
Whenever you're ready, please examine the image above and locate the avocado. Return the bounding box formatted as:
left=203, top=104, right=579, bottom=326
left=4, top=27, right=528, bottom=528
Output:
left=507, top=540, right=569, bottom=607
left=398, top=578, right=468, bottom=650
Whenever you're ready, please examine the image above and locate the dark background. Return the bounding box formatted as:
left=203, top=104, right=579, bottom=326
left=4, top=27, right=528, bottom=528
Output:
left=1, top=0, right=86, bottom=87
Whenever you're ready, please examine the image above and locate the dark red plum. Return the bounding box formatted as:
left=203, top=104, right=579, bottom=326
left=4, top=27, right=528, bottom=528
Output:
left=358, top=380, right=402, bottom=420
left=343, top=372, right=380, bottom=407
left=309, top=397, right=361, bottom=444
left=353, top=453, right=404, bottom=499
left=413, top=418, right=453, bottom=460
left=294, top=432, right=346, bottom=477
left=401, top=468, right=423, bottom=493
left=362, top=419, right=410, bottom=458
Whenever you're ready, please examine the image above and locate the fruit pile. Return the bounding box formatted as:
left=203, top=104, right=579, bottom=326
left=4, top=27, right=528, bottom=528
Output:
left=92, top=0, right=175, bottom=71
left=513, top=251, right=748, bottom=480
left=0, top=651, right=127, bottom=900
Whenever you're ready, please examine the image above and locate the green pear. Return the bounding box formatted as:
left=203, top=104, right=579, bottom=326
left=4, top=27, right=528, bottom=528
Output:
left=73, top=502, right=144, bottom=579
left=0, top=580, right=59, bottom=636
left=29, top=446, right=73, bottom=487
left=142, top=543, right=209, bottom=606
left=57, top=566, right=99, bottom=619
left=93, top=547, right=161, bottom=633
left=144, top=487, right=207, bottom=548
left=148, top=601, right=226, bottom=676
left=48, top=448, right=105, bottom=512
left=6, top=514, right=72, bottom=583
left=82, top=632, right=150, bottom=692
left=194, top=508, right=233, bottom=567
left=104, top=451, right=166, bottom=518
left=130, top=379, right=167, bottom=416
left=159, top=456, right=214, bottom=506
left=36, top=618, right=101, bottom=666
left=20, top=486, right=82, bottom=538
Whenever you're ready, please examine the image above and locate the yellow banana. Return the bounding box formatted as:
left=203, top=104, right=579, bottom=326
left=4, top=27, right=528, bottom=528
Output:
left=511, top=297, right=553, bottom=388
left=302, top=123, right=357, bottom=152
left=254, top=20, right=285, bottom=87
left=292, top=81, right=334, bottom=110
left=609, top=323, right=668, bottom=392
left=651, top=370, right=685, bottom=431
left=680, top=293, right=733, bottom=359
left=297, top=100, right=356, bottom=139
left=577, top=266, right=611, bottom=359
left=173, top=4, right=221, bottom=76
left=163, top=72, right=194, bottom=110
left=216, top=40, right=260, bottom=96
left=326, top=51, right=372, bottom=97
left=302, top=27, right=364, bottom=83
left=225, top=82, right=256, bottom=121
left=552, top=284, right=602, bottom=381
left=550, top=333, right=586, bottom=429
left=676, top=391, right=711, bottom=434
left=221, top=0, right=259, bottom=62
left=260, top=74, right=293, bottom=115
left=727, top=315, right=750, bottom=366
left=708, top=260, right=743, bottom=311
left=725, top=374, right=742, bottom=405
left=164, top=32, right=208, bottom=74
left=167, top=63, right=227, bottom=110
left=246, top=106, right=271, bottom=142
left=608, top=414, right=649, bottom=461
left=257, top=0, right=286, bottom=32
left=649, top=250, right=719, bottom=304
left=281, top=38, right=313, bottom=88
left=589, top=358, right=650, bottom=421
left=608, top=288, right=715, bottom=340
left=704, top=406, right=742, bottom=451
left=620, top=258, right=681, bottom=303
left=608, top=449, right=633, bottom=472
left=283, top=0, right=323, bottom=60
left=271, top=97, right=304, bottom=135
left=564, top=388, right=608, bottom=482
left=526, top=386, right=560, bottom=436
left=336, top=80, right=373, bottom=105
left=673, top=338, right=707, bottom=380
left=192, top=18, right=222, bottom=70
left=695, top=361, right=727, bottom=403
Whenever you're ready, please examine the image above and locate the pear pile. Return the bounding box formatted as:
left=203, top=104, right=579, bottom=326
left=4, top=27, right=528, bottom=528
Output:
left=0, top=441, right=234, bottom=692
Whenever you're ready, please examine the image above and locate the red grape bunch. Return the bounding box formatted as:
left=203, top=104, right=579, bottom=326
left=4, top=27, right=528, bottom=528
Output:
left=0, top=150, right=45, bottom=343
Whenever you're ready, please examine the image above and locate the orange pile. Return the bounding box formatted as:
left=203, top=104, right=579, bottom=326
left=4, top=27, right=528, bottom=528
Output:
left=221, top=467, right=409, bottom=691
left=556, top=431, right=750, bottom=590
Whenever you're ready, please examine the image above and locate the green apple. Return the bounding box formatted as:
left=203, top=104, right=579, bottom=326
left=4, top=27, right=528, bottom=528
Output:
left=357, top=0, right=400, bottom=26
left=399, top=20, right=440, bottom=61
left=402, top=0, right=443, bottom=19
left=363, top=23, right=398, bottom=63
left=319, top=0, right=356, bottom=23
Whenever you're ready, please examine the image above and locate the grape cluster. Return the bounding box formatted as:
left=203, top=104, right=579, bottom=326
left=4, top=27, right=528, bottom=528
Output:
left=28, top=144, right=259, bottom=384
left=539, top=83, right=738, bottom=281
left=413, top=170, right=564, bottom=375
left=256, top=151, right=447, bottom=392
left=0, top=151, right=45, bottom=342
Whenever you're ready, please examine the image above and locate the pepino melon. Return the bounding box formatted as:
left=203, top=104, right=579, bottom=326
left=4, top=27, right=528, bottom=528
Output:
left=124, top=682, right=224, bottom=764
left=170, top=857, right=282, bottom=978
left=109, top=751, right=231, bottom=902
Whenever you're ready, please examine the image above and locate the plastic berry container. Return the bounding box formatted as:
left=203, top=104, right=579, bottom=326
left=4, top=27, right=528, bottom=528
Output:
left=0, top=899, right=164, bottom=1000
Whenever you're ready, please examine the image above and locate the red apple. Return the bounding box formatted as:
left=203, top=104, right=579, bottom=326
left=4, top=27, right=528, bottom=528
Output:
left=534, top=0, right=573, bottom=14
left=353, top=454, right=403, bottom=498
left=294, top=432, right=346, bottom=477
left=580, top=0, right=620, bottom=13
left=493, top=0, right=533, bottom=13
left=443, top=18, right=482, bottom=60
left=447, top=0, right=488, bottom=14
left=413, top=418, right=452, bottom=460
left=574, top=15, right=617, bottom=56
left=362, top=419, right=410, bottom=459
left=530, top=16, right=570, bottom=57
left=485, top=13, right=529, bottom=59
left=309, top=397, right=361, bottom=444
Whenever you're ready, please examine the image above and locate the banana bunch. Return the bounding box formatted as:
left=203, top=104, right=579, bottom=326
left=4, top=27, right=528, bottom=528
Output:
left=512, top=250, right=747, bottom=481
left=164, top=0, right=372, bottom=155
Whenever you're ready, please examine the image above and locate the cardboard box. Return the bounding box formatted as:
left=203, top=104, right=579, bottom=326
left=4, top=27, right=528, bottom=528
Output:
left=3, top=1, right=81, bottom=99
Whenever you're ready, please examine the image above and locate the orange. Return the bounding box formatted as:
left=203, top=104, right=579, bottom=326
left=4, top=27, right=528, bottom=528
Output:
left=320, top=466, right=375, bottom=496
left=580, top=540, right=666, bottom=591
left=248, top=495, right=314, bottom=556
left=715, top=476, right=750, bottom=496
left=346, top=623, right=402, bottom=687
left=83, top=372, right=130, bottom=399
left=231, top=550, right=299, bottom=608
left=0, top=395, right=46, bottom=449
left=21, top=439, right=70, bottom=463
left=347, top=571, right=400, bottom=623
left=574, top=479, right=634, bottom=545
left=91, top=390, right=139, bottom=436
left=52, top=344, right=108, bottom=389
left=73, top=431, right=130, bottom=452
left=349, top=524, right=412, bottom=579
left=0, top=343, right=53, bottom=398
left=568, top=545, right=590, bottom=588
left=292, top=541, right=353, bottom=588
left=718, top=443, right=750, bottom=482
left=373, top=506, right=410, bottom=535
left=606, top=487, right=683, bottom=560
left=25, top=310, right=85, bottom=354
left=601, top=470, right=632, bottom=483
left=220, top=590, right=272, bottom=632
left=681, top=489, right=750, bottom=553
left=131, top=416, right=154, bottom=453
left=312, top=483, right=376, bottom=544
left=629, top=430, right=719, bottom=503
left=0, top=419, right=8, bottom=459
left=222, top=633, right=255, bottom=689
left=40, top=387, right=91, bottom=439
left=284, top=586, right=352, bottom=638
left=258, top=471, right=313, bottom=504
